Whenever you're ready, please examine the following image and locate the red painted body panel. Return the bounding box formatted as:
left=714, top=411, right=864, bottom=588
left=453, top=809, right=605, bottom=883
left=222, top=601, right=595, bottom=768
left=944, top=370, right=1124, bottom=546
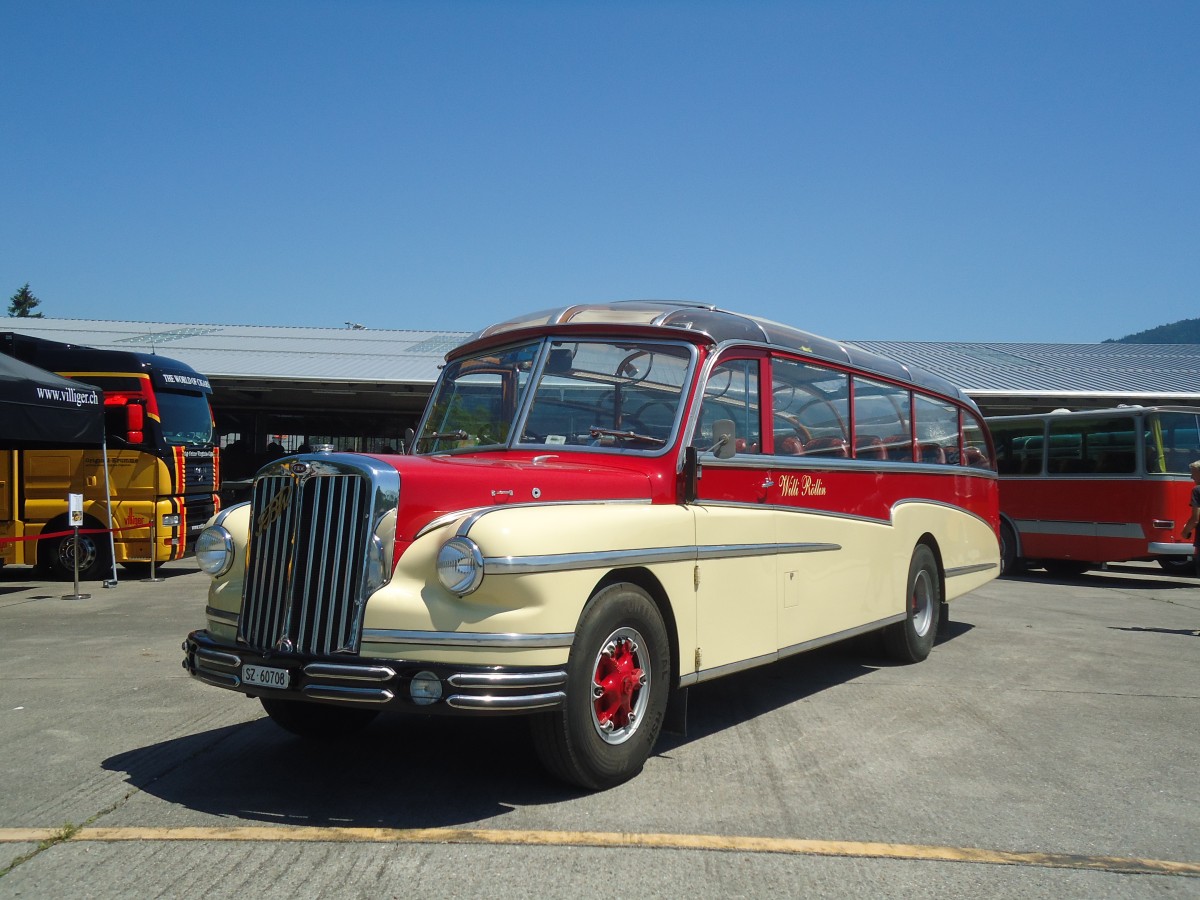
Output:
left=1000, top=476, right=1192, bottom=562
left=372, top=451, right=667, bottom=554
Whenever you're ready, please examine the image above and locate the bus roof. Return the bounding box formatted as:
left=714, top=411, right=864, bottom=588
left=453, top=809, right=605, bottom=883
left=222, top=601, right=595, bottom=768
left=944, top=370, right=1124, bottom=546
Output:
left=0, top=332, right=212, bottom=394
left=467, top=300, right=979, bottom=410
left=986, top=404, right=1200, bottom=423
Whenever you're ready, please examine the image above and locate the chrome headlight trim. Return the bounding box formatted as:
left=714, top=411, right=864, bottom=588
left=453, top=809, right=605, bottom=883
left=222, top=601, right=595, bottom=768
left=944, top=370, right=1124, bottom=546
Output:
left=196, top=525, right=234, bottom=577
left=436, top=536, right=484, bottom=595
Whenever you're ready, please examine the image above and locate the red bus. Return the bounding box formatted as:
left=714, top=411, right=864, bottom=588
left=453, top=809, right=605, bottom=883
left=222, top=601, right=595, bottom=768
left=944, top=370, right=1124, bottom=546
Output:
left=988, top=406, right=1199, bottom=576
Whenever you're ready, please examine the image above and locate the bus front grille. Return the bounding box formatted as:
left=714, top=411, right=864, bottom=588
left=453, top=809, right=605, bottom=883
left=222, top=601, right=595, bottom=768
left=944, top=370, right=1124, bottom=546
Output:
left=239, top=463, right=377, bottom=656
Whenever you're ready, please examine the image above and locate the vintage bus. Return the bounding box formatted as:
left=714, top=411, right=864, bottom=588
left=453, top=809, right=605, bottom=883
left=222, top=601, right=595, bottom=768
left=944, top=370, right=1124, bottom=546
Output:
left=184, top=300, right=999, bottom=789
left=988, top=406, right=1200, bottom=576
left=0, top=333, right=219, bottom=580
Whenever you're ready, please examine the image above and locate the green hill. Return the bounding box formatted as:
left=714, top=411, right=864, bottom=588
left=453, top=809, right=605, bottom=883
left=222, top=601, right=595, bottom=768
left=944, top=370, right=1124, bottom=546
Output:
left=1106, top=318, right=1200, bottom=343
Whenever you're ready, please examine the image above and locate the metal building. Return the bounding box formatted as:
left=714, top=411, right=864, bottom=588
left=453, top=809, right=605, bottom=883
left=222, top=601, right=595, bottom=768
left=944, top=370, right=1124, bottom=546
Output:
left=4, top=318, right=1198, bottom=461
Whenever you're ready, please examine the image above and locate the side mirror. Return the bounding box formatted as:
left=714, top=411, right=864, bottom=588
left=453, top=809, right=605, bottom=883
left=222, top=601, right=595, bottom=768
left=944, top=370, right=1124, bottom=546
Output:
left=711, top=419, right=736, bottom=459
left=126, top=403, right=145, bottom=445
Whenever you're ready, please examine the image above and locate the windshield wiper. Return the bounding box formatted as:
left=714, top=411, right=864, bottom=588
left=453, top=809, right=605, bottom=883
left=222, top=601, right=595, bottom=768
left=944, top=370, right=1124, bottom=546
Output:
left=418, top=429, right=470, bottom=444
left=588, top=427, right=666, bottom=446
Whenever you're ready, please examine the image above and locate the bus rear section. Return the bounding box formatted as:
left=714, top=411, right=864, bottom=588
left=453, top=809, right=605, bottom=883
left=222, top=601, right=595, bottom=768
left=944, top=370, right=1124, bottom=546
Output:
left=989, top=407, right=1199, bottom=576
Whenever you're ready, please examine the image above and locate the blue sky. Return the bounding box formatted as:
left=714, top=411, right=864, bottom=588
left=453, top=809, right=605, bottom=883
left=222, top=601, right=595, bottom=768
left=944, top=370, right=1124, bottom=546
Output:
left=3, top=1, right=1197, bottom=343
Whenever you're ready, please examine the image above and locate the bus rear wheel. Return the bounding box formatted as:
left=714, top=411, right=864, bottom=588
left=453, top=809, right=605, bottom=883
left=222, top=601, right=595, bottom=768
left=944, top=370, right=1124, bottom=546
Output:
left=884, top=544, right=941, bottom=664
left=531, top=583, right=670, bottom=791
left=1156, top=556, right=1194, bottom=575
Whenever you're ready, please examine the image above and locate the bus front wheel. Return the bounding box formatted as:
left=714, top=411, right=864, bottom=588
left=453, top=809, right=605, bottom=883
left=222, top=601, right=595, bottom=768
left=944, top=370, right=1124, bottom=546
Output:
left=885, top=544, right=941, bottom=664
left=531, top=582, right=670, bottom=791
left=41, top=527, right=110, bottom=582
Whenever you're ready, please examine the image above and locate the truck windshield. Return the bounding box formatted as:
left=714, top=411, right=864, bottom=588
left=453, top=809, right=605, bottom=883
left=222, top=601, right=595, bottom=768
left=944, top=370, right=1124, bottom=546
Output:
left=417, top=338, right=693, bottom=454
left=156, top=391, right=214, bottom=446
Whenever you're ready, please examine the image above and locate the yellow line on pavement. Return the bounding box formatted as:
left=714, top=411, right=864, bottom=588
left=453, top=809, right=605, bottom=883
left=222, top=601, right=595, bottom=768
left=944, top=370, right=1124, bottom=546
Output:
left=1, top=826, right=1198, bottom=877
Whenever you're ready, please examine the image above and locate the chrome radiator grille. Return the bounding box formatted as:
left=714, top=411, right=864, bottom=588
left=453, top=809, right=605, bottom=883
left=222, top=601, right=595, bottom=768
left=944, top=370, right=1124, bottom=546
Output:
left=238, top=455, right=397, bottom=656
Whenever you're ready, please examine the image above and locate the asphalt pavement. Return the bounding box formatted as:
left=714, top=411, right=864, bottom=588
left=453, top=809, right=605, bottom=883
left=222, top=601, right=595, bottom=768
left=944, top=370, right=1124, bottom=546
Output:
left=1, top=560, right=1197, bottom=899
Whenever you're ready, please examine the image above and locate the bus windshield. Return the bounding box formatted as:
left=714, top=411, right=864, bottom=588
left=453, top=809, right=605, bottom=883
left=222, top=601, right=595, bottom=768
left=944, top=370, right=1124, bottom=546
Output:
left=156, top=391, right=214, bottom=446
left=417, top=338, right=694, bottom=454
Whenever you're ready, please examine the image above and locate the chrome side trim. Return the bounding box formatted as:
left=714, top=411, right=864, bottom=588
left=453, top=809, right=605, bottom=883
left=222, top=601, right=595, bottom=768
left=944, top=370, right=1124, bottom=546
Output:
left=677, top=614, right=905, bottom=687
left=1014, top=519, right=1145, bottom=539
left=945, top=563, right=998, bottom=578
left=447, top=670, right=567, bottom=688
left=456, top=498, right=651, bottom=538
left=196, top=648, right=241, bottom=670
left=414, top=508, right=486, bottom=541
left=482, top=541, right=840, bottom=575
left=301, top=685, right=396, bottom=704
left=445, top=691, right=565, bottom=711
left=193, top=669, right=240, bottom=689
left=361, top=629, right=575, bottom=649
left=205, top=606, right=240, bottom=626
left=304, top=662, right=397, bottom=682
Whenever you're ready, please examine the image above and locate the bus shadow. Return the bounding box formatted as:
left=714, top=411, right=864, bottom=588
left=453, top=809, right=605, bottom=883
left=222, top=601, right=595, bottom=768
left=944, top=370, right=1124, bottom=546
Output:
left=1110, top=625, right=1198, bottom=637
left=1009, top=569, right=1198, bottom=591
left=101, top=630, right=964, bottom=822
left=664, top=624, right=973, bottom=746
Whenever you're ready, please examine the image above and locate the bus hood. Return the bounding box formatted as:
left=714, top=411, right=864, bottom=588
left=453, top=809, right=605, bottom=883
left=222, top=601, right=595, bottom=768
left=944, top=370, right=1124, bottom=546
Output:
left=372, top=452, right=661, bottom=548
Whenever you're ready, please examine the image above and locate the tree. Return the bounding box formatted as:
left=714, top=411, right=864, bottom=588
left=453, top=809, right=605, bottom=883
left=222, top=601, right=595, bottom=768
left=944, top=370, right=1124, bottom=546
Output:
left=8, top=284, right=44, bottom=318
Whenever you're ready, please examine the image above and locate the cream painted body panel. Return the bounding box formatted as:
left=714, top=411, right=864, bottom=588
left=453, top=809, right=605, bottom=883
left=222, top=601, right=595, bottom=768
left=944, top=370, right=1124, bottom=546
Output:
left=206, top=495, right=997, bottom=677
left=692, top=505, right=777, bottom=672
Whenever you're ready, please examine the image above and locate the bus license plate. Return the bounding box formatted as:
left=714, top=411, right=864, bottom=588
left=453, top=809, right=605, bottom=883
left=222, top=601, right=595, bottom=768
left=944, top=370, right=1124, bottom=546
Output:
left=242, top=664, right=290, bottom=690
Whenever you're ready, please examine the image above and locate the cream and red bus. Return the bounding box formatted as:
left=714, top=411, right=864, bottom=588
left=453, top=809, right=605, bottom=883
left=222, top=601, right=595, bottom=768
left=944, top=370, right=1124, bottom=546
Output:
left=0, top=332, right=219, bottom=580
left=185, top=300, right=999, bottom=789
left=988, top=406, right=1199, bottom=576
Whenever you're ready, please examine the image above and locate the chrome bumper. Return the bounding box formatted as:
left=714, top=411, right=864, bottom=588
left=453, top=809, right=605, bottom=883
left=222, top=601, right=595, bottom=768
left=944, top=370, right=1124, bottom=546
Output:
left=182, top=630, right=567, bottom=714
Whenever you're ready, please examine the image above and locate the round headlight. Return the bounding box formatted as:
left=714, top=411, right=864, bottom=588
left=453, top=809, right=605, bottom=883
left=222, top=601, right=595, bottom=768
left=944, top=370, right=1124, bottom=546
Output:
left=196, top=526, right=234, bottom=576
left=436, top=537, right=484, bottom=595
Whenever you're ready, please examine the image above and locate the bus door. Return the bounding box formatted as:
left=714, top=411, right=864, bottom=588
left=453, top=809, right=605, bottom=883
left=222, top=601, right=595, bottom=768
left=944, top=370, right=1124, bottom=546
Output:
left=689, top=354, right=778, bottom=675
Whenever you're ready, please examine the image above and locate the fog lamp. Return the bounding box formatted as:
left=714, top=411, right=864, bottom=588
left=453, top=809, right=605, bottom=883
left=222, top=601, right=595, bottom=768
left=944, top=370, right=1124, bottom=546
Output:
left=410, top=670, right=443, bottom=706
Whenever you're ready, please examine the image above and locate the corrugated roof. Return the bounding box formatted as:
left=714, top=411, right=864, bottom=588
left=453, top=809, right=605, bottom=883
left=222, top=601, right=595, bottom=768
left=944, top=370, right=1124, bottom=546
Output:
left=3, top=318, right=1198, bottom=401
left=0, top=318, right=471, bottom=385
left=849, top=341, right=1200, bottom=399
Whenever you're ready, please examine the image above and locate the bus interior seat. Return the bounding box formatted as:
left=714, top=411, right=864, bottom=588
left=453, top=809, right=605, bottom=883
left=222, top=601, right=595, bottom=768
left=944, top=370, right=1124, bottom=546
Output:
left=919, top=442, right=946, bottom=464
left=776, top=435, right=805, bottom=455
left=804, top=436, right=849, bottom=457
left=882, top=435, right=913, bottom=461
left=855, top=435, right=886, bottom=460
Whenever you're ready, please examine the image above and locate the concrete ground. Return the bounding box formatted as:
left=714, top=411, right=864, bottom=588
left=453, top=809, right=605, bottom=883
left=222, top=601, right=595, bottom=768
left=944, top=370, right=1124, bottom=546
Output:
left=0, top=560, right=1197, bottom=899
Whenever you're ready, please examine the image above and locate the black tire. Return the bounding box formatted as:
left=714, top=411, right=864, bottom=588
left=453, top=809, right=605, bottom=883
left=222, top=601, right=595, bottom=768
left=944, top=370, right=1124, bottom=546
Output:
left=41, top=528, right=110, bottom=581
left=884, top=544, right=941, bottom=664
left=1156, top=556, right=1194, bottom=575
left=1042, top=560, right=1091, bottom=578
left=260, top=697, right=379, bottom=740
left=999, top=520, right=1024, bottom=577
left=531, top=583, right=671, bottom=790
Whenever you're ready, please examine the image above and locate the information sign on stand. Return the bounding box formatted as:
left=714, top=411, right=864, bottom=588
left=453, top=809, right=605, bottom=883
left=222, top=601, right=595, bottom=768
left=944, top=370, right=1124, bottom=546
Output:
left=62, top=493, right=91, bottom=600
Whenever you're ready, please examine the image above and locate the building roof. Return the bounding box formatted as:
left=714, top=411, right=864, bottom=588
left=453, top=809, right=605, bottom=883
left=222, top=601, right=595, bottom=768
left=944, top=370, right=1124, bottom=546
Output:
left=0, top=318, right=470, bottom=385
left=850, top=340, right=1200, bottom=407
left=3, top=317, right=1198, bottom=416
